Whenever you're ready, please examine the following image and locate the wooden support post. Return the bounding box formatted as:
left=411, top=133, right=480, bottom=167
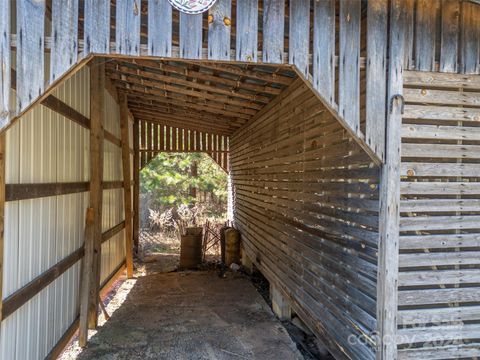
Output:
left=0, top=133, right=5, bottom=321
left=376, top=1, right=405, bottom=359
left=270, top=284, right=291, bottom=321
left=133, top=120, right=140, bottom=251
left=119, top=93, right=134, bottom=278
left=87, top=59, right=105, bottom=331
left=78, top=207, right=94, bottom=347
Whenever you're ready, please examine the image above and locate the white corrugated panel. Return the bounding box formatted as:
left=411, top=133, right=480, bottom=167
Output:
left=0, top=66, right=90, bottom=360
left=1, top=63, right=127, bottom=359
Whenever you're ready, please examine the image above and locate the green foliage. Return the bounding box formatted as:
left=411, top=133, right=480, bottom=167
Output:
left=140, top=153, right=228, bottom=220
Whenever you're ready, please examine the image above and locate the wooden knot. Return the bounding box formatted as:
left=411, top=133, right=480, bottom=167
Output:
left=246, top=55, right=253, bottom=62
left=223, top=17, right=231, bottom=26
left=421, top=89, right=427, bottom=96
left=407, top=169, right=415, bottom=177
left=133, top=0, right=139, bottom=16
left=208, top=14, right=214, bottom=24
left=347, top=13, right=351, bottom=22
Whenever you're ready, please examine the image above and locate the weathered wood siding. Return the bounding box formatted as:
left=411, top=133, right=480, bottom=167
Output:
left=138, top=120, right=229, bottom=172
left=397, top=70, right=480, bottom=359
left=230, top=79, right=380, bottom=360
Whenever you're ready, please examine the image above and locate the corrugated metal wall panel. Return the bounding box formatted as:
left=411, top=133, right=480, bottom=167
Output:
left=1, top=63, right=128, bottom=359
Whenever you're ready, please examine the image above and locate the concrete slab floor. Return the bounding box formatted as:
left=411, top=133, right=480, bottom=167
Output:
left=65, top=270, right=304, bottom=360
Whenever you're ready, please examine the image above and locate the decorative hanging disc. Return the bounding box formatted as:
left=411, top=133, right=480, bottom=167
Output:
left=168, top=0, right=218, bottom=14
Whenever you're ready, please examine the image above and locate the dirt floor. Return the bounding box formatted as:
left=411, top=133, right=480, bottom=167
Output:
left=61, top=266, right=303, bottom=360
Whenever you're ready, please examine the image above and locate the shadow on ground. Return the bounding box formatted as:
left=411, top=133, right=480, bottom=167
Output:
left=74, top=269, right=303, bottom=360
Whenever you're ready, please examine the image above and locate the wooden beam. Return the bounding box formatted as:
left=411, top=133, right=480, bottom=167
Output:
left=6, top=182, right=89, bottom=201
left=119, top=93, right=134, bottom=278
left=2, top=246, right=84, bottom=320
left=88, top=59, right=105, bottom=331
left=0, top=133, right=5, bottom=321
left=376, top=1, right=405, bottom=359
left=133, top=119, right=140, bottom=251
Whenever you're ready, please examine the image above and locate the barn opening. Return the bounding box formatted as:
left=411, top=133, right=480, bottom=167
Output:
left=2, top=1, right=480, bottom=359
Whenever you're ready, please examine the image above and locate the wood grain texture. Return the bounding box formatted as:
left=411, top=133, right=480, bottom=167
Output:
left=16, top=0, right=45, bottom=111
left=116, top=0, right=141, bottom=55
left=180, top=13, right=202, bottom=59
left=460, top=1, right=480, bottom=74
left=399, top=70, right=480, bottom=354
left=440, top=0, right=460, bottom=73
left=84, top=0, right=110, bottom=55
left=339, top=0, right=361, bottom=134
left=366, top=0, right=387, bottom=161
left=119, top=94, right=134, bottom=277
left=313, top=0, right=335, bottom=105
left=148, top=0, right=172, bottom=57
left=0, top=0, right=10, bottom=128
left=415, top=0, right=438, bottom=71
left=87, top=59, right=105, bottom=330
left=236, top=0, right=258, bottom=62
left=208, top=0, right=231, bottom=60
left=50, top=0, right=79, bottom=82
left=230, top=80, right=379, bottom=360
left=288, top=0, right=309, bottom=77
left=262, top=0, right=284, bottom=64
left=376, top=1, right=405, bottom=358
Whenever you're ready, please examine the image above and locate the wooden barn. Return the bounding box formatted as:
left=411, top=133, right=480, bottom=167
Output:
left=0, top=0, right=480, bottom=359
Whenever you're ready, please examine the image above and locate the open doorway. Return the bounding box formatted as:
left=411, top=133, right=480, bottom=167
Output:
left=137, top=152, right=228, bottom=273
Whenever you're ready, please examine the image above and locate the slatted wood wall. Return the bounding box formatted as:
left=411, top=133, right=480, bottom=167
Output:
left=397, top=71, right=480, bottom=359
left=138, top=120, right=229, bottom=172
left=230, top=78, right=380, bottom=360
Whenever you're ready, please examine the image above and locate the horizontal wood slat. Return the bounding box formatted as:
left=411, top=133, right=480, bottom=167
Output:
left=1, top=219, right=125, bottom=321
left=6, top=181, right=126, bottom=201
left=398, top=70, right=480, bottom=353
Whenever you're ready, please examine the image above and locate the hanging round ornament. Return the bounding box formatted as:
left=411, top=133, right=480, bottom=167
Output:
left=168, top=0, right=218, bottom=14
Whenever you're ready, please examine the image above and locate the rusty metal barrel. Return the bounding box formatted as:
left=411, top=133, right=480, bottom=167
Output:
left=180, top=227, right=203, bottom=269
left=225, top=228, right=241, bottom=266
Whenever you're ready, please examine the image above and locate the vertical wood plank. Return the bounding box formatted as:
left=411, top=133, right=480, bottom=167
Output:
left=180, top=13, right=203, bottom=59
left=166, top=126, right=171, bottom=150
left=0, top=133, right=5, bottom=321
left=289, top=0, right=310, bottom=77
left=16, top=0, right=45, bottom=112
left=313, top=0, right=335, bottom=105
left=50, top=0, right=79, bottom=82
left=236, top=0, right=258, bottom=62
left=403, top=0, right=415, bottom=70
left=148, top=0, right=172, bottom=57
left=140, top=120, right=146, bottom=167
left=87, top=59, right=105, bottom=330
left=339, top=0, right=361, bottom=133
left=262, top=0, right=285, bottom=63
left=153, top=123, right=158, bottom=152
left=84, top=0, right=110, bottom=55
left=133, top=120, right=140, bottom=251
left=208, top=0, right=231, bottom=60
left=196, top=131, right=201, bottom=151
left=415, top=0, right=437, bottom=71
left=366, top=0, right=388, bottom=161
left=178, top=128, right=184, bottom=151
left=147, top=121, right=152, bottom=158
left=377, top=0, right=405, bottom=358
left=440, top=0, right=460, bottom=73
left=119, top=94, right=134, bottom=278
left=160, top=124, right=165, bottom=150
left=0, top=0, right=10, bottom=128
left=460, top=1, right=480, bottom=74
left=79, top=207, right=94, bottom=347
left=116, top=0, right=142, bottom=55
left=183, top=128, right=188, bottom=151
left=172, top=127, right=177, bottom=150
